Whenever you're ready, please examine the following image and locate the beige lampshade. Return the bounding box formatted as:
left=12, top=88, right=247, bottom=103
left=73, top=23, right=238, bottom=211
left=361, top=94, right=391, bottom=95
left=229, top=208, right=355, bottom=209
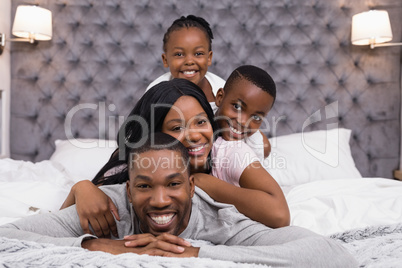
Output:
left=12, top=5, right=52, bottom=41
left=351, top=10, right=392, bottom=46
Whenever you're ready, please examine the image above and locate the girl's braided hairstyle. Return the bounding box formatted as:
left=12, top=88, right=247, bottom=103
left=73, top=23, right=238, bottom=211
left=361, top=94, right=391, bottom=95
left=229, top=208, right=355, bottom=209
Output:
left=163, top=15, right=214, bottom=52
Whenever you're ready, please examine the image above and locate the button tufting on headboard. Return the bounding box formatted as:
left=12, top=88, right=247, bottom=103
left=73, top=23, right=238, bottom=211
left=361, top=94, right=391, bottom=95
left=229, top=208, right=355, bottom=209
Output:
left=9, top=0, right=402, bottom=179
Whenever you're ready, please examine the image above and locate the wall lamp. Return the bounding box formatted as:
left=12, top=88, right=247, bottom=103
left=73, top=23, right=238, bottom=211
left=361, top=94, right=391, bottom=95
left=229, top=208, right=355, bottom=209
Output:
left=351, top=10, right=401, bottom=49
left=0, top=5, right=52, bottom=55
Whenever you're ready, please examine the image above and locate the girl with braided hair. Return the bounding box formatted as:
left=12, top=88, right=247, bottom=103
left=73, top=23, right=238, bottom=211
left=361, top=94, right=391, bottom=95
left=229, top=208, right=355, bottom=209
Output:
left=146, top=15, right=225, bottom=113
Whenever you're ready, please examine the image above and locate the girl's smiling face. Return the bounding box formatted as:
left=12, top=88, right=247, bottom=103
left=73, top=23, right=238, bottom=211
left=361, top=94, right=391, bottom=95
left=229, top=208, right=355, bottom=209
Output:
left=162, top=27, right=212, bottom=88
left=162, top=96, right=214, bottom=173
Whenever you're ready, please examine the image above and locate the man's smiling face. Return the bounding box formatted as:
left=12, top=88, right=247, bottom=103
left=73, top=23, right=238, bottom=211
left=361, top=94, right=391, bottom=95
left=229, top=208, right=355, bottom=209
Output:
left=126, top=149, right=194, bottom=236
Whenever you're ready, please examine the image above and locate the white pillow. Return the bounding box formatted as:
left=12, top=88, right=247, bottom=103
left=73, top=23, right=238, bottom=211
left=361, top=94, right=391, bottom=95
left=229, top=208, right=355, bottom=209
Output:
left=49, top=139, right=118, bottom=181
left=263, top=128, right=362, bottom=186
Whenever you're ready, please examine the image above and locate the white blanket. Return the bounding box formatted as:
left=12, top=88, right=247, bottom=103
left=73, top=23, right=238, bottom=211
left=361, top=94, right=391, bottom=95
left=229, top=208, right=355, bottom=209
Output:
left=2, top=223, right=402, bottom=267
left=286, top=178, right=402, bottom=235
left=0, top=159, right=75, bottom=225
left=0, top=238, right=264, bottom=268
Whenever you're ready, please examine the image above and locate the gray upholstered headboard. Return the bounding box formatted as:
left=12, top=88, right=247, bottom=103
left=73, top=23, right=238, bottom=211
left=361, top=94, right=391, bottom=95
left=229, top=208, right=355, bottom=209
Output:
left=10, top=0, right=402, bottom=178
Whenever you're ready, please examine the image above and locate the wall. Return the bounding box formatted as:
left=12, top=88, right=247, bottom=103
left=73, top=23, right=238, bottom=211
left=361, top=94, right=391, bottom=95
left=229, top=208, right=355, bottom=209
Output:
left=0, top=0, right=11, bottom=157
left=399, top=63, right=402, bottom=171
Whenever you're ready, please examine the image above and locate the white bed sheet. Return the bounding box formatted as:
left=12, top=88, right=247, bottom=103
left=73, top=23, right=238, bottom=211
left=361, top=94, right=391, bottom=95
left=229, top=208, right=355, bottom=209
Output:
left=0, top=159, right=76, bottom=225
left=286, top=178, right=402, bottom=235
left=1, top=158, right=402, bottom=237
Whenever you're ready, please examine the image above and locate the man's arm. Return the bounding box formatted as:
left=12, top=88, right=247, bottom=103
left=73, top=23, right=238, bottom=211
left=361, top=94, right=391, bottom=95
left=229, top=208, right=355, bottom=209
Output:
left=197, top=226, right=357, bottom=267
left=0, top=184, right=131, bottom=248
left=83, top=238, right=200, bottom=257
left=0, top=205, right=94, bottom=247
left=84, top=233, right=200, bottom=257
left=187, top=188, right=357, bottom=267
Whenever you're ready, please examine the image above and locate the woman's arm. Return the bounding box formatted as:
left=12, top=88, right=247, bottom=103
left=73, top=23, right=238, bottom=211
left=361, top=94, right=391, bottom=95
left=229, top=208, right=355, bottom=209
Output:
left=194, top=162, right=290, bottom=228
left=60, top=180, right=120, bottom=237
left=60, top=184, right=77, bottom=209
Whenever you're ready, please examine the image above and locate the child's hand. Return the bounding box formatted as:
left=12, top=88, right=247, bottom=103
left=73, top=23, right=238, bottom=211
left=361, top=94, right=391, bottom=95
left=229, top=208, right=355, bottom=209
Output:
left=73, top=180, right=120, bottom=238
left=262, top=133, right=271, bottom=158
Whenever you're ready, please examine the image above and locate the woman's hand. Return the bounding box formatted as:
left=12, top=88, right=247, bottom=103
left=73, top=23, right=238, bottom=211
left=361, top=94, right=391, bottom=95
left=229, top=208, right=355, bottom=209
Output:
left=62, top=180, right=120, bottom=238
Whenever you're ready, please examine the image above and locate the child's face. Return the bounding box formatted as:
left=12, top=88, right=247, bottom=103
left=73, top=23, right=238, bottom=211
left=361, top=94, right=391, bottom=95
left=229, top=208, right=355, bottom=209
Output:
left=162, top=27, right=212, bottom=87
left=215, top=79, right=274, bottom=141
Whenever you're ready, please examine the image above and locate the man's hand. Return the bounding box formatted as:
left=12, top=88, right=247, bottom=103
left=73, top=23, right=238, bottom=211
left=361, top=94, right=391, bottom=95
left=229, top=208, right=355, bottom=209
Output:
left=162, top=246, right=200, bottom=258
left=124, top=233, right=197, bottom=256
left=82, top=235, right=200, bottom=257
left=82, top=238, right=134, bottom=255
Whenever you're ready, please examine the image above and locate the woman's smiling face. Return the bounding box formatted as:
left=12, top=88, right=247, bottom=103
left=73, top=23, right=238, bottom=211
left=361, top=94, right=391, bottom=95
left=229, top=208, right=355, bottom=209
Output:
left=162, top=96, right=214, bottom=173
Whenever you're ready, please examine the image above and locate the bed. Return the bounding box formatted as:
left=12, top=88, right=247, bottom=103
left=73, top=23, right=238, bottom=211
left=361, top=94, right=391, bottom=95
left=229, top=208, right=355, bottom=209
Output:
left=1, top=128, right=402, bottom=267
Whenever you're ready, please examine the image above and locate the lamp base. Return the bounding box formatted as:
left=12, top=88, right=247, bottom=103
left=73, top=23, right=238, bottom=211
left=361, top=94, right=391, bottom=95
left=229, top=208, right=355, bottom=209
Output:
left=0, top=33, right=40, bottom=55
left=0, top=33, right=5, bottom=55
left=371, top=42, right=402, bottom=49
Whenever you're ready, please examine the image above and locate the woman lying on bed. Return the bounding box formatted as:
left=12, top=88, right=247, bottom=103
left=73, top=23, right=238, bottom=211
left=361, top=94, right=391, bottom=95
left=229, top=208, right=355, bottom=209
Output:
left=61, top=79, right=289, bottom=238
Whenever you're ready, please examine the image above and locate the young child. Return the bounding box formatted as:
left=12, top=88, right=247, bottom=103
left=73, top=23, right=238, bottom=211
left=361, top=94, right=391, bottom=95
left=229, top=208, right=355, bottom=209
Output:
left=216, top=64, right=275, bottom=160
left=146, top=15, right=225, bottom=113
left=147, top=15, right=269, bottom=159
left=194, top=65, right=289, bottom=228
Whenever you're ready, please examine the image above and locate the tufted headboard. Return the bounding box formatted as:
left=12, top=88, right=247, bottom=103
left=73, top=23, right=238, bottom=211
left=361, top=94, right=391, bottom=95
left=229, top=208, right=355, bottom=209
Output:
left=10, top=0, right=402, bottom=178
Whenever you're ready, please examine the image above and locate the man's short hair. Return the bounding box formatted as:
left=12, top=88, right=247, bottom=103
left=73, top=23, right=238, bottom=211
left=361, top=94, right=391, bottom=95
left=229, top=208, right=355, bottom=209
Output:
left=129, top=132, right=190, bottom=175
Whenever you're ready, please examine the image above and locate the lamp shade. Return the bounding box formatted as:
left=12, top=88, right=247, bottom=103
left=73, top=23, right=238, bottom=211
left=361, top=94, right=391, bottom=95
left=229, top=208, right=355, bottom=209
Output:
left=12, top=5, right=52, bottom=41
left=351, top=10, right=392, bottom=46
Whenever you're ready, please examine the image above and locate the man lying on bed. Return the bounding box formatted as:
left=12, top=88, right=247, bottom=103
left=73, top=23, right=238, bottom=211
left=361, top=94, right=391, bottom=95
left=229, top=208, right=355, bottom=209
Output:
left=0, top=133, right=356, bottom=267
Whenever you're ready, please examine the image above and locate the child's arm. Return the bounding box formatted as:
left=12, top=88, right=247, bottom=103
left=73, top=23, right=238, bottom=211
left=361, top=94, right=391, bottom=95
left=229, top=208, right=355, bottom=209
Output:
left=194, top=163, right=290, bottom=228
left=245, top=131, right=271, bottom=159
left=261, top=132, right=271, bottom=158
left=60, top=180, right=120, bottom=238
